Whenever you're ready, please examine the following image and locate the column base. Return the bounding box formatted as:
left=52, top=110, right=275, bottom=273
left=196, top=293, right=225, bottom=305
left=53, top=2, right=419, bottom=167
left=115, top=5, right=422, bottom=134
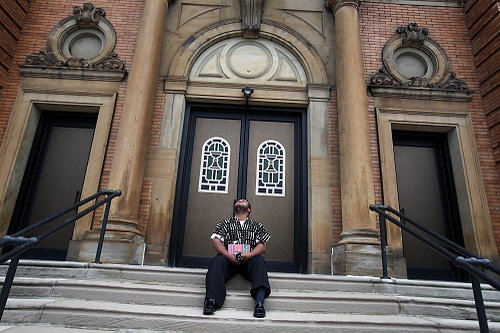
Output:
left=69, top=230, right=146, bottom=264
left=332, top=243, right=408, bottom=277
left=144, top=243, right=168, bottom=265
left=332, top=229, right=407, bottom=277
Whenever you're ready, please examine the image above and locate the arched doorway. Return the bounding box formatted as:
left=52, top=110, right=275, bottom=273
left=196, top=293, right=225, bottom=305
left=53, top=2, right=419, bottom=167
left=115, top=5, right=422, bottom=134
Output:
left=156, top=21, right=332, bottom=273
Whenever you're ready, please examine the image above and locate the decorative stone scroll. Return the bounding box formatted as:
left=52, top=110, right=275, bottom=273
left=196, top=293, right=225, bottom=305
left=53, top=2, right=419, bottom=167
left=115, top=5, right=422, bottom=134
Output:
left=368, top=23, right=472, bottom=96
left=240, top=0, right=264, bottom=38
left=23, top=50, right=125, bottom=71
left=396, top=22, right=428, bottom=44
left=20, top=3, right=126, bottom=74
left=73, top=2, right=106, bottom=25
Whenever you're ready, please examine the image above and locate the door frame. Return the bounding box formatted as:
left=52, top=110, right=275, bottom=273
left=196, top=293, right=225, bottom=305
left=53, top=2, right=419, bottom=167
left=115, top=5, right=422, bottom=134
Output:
left=8, top=111, right=98, bottom=259
left=375, top=104, right=498, bottom=267
left=168, top=103, right=308, bottom=273
left=393, top=131, right=465, bottom=280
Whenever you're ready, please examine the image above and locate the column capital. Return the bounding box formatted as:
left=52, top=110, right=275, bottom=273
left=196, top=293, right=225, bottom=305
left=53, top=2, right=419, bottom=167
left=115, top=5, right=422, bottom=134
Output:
left=325, top=0, right=360, bottom=13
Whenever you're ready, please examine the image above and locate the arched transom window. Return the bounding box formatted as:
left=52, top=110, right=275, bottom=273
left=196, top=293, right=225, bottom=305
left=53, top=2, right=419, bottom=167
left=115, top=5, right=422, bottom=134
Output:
left=256, top=140, right=285, bottom=196
left=199, top=137, right=230, bottom=193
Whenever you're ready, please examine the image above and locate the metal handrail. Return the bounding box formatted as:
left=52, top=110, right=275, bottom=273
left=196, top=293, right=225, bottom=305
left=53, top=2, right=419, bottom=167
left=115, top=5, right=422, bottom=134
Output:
left=370, top=204, right=500, bottom=333
left=0, top=189, right=121, bottom=321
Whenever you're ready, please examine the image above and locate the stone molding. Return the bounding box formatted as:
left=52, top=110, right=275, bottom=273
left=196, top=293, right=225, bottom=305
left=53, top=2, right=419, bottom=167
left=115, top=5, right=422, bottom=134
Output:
left=168, top=19, right=328, bottom=86
left=368, top=23, right=472, bottom=100
left=20, top=3, right=127, bottom=80
left=240, top=0, right=264, bottom=38
left=325, top=0, right=361, bottom=13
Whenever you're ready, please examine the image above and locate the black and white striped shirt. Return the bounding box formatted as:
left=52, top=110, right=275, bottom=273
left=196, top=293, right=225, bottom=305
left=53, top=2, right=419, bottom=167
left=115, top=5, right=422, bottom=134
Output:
left=211, top=217, right=271, bottom=250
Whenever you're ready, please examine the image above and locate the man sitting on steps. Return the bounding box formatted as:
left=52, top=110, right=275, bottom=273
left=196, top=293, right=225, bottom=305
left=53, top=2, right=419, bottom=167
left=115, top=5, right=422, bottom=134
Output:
left=203, top=198, right=271, bottom=318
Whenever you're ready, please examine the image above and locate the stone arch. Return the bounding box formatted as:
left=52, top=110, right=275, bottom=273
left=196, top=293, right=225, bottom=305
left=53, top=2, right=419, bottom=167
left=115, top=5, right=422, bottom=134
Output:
left=167, top=19, right=328, bottom=86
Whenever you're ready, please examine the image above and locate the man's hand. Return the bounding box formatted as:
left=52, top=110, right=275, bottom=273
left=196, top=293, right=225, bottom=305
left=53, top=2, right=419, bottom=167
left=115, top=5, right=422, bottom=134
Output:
left=226, top=253, right=241, bottom=265
left=212, top=238, right=240, bottom=265
left=240, top=243, right=266, bottom=263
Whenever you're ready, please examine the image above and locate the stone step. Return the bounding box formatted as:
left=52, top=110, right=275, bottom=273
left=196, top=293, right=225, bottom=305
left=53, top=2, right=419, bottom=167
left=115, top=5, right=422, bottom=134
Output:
left=6, top=276, right=499, bottom=320
left=4, top=298, right=500, bottom=332
left=3, top=260, right=499, bottom=302
left=0, top=325, right=116, bottom=332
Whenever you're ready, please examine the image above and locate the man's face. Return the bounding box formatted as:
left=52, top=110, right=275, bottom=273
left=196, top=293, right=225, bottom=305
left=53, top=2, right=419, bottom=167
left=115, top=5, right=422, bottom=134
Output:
left=235, top=199, right=250, bottom=215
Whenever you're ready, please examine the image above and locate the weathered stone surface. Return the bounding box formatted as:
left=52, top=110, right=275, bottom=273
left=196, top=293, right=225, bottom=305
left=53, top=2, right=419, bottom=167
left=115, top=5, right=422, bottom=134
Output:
left=1, top=261, right=499, bottom=331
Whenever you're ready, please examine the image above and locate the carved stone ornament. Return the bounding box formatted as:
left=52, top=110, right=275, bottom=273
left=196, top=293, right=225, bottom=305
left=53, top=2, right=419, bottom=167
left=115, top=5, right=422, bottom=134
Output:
left=22, top=49, right=126, bottom=71
left=93, top=53, right=126, bottom=70
left=73, top=3, right=106, bottom=26
left=23, top=49, right=65, bottom=67
left=20, top=3, right=126, bottom=75
left=368, top=23, right=472, bottom=95
left=396, top=23, right=429, bottom=44
left=370, top=66, right=470, bottom=91
left=240, top=0, right=264, bottom=38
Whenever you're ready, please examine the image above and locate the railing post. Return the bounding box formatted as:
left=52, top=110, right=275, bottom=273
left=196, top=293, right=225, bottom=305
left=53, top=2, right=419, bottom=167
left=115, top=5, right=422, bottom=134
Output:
left=471, top=273, right=489, bottom=333
left=95, top=197, right=112, bottom=264
left=378, top=213, right=389, bottom=279
left=0, top=256, right=20, bottom=321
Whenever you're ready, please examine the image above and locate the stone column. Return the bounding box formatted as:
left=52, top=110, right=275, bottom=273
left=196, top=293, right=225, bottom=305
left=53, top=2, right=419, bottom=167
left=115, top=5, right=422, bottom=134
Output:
left=326, top=0, right=381, bottom=275
left=78, top=0, right=170, bottom=264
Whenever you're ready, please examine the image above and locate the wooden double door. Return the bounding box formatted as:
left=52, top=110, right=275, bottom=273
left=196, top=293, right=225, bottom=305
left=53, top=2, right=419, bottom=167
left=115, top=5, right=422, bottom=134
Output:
left=169, top=104, right=307, bottom=273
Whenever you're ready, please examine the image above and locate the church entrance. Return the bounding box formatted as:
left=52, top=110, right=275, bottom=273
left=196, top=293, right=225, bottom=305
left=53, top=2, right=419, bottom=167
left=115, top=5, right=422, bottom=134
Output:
left=168, top=104, right=307, bottom=273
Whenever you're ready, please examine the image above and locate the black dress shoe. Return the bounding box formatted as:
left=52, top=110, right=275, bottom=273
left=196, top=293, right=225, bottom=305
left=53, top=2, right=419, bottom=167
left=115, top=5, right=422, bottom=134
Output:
left=203, top=298, right=218, bottom=315
left=253, top=301, right=266, bottom=318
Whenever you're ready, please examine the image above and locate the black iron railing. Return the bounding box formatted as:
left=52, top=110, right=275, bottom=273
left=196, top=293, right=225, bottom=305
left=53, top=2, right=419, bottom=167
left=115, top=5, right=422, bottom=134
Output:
left=370, top=204, right=500, bottom=333
left=0, top=189, right=121, bottom=321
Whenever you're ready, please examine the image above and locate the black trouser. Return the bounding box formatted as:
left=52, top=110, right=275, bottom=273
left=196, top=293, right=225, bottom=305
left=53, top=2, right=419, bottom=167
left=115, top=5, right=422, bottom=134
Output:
left=205, top=254, right=271, bottom=307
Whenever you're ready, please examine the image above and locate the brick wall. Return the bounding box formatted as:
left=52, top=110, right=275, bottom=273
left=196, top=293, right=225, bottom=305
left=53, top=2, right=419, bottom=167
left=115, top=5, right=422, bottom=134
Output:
left=0, top=0, right=29, bottom=98
left=0, top=0, right=144, bottom=229
left=358, top=2, right=500, bottom=254
left=464, top=0, right=499, bottom=184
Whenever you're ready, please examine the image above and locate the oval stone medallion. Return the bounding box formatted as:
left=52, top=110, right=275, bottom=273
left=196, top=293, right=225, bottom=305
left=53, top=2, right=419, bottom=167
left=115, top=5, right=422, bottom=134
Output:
left=227, top=42, right=272, bottom=79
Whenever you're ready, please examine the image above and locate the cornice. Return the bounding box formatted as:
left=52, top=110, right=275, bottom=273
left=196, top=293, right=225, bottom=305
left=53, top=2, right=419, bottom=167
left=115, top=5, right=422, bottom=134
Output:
left=325, top=0, right=361, bottom=13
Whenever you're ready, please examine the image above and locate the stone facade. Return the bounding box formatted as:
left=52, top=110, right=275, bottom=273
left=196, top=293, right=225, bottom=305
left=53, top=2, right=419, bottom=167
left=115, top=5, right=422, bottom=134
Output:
left=0, top=0, right=498, bottom=276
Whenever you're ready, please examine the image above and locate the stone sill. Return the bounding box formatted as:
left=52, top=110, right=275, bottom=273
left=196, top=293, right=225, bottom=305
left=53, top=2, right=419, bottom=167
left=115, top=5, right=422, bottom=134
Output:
left=20, top=66, right=127, bottom=82
left=368, top=86, right=473, bottom=102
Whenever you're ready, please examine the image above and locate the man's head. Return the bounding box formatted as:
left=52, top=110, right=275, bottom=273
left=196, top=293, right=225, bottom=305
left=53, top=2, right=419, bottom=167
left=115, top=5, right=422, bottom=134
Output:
left=234, top=199, right=251, bottom=216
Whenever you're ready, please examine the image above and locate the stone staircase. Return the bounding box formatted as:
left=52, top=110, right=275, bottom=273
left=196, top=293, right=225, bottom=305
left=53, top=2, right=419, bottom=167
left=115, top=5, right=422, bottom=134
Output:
left=0, top=260, right=499, bottom=332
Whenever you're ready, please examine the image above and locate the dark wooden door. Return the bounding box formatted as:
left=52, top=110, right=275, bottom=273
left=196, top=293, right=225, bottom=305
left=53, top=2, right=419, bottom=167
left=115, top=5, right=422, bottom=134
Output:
left=393, top=131, right=464, bottom=281
left=9, top=112, right=96, bottom=260
left=169, top=104, right=307, bottom=273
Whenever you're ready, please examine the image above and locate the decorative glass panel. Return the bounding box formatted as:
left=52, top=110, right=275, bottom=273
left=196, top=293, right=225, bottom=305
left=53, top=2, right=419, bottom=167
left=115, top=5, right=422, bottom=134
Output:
left=256, top=140, right=285, bottom=196
left=198, top=137, right=230, bottom=193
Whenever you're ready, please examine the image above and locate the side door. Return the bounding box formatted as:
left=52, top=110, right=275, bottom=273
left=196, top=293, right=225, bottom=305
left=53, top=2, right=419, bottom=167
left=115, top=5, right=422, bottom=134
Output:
left=9, top=112, right=97, bottom=260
